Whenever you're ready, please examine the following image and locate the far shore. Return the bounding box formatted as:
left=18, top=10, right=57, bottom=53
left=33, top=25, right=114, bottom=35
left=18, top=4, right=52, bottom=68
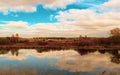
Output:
left=0, top=45, right=120, bottom=50
left=0, top=31, right=120, bottom=51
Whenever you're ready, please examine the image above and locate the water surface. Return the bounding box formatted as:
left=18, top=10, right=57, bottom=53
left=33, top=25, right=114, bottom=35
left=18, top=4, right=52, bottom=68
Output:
left=0, top=49, right=120, bottom=75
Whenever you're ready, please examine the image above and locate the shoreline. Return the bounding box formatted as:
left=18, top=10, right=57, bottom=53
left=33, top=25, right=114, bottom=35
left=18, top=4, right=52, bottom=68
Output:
left=0, top=45, right=120, bottom=50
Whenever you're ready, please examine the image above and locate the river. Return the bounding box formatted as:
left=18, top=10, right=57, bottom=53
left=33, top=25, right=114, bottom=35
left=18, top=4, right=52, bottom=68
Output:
left=0, top=49, right=120, bottom=75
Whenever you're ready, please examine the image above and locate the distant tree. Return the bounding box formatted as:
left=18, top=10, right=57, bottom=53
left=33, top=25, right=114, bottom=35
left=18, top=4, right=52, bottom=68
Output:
left=79, top=35, right=82, bottom=38
left=0, top=37, right=11, bottom=45
left=98, top=38, right=109, bottom=45
left=37, top=41, right=48, bottom=45
left=75, top=38, right=95, bottom=46
left=109, top=28, right=120, bottom=45
left=109, top=35, right=120, bottom=45
left=110, top=28, right=120, bottom=36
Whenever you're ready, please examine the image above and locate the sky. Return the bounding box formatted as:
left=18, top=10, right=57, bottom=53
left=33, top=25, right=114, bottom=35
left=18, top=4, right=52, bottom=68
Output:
left=0, top=0, right=120, bottom=37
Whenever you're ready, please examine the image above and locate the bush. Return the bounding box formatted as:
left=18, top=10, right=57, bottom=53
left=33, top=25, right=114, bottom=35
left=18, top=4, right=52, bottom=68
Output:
left=109, top=35, right=120, bottom=45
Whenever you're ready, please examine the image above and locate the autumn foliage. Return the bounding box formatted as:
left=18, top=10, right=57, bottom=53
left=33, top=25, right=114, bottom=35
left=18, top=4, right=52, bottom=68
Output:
left=0, top=28, right=120, bottom=48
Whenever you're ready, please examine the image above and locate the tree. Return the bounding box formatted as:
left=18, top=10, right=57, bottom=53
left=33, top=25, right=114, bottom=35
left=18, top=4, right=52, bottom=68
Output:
left=110, top=28, right=120, bottom=36
left=109, top=28, right=120, bottom=45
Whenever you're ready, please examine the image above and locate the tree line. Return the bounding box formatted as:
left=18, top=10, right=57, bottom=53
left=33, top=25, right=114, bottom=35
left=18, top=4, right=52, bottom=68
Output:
left=0, top=28, right=120, bottom=47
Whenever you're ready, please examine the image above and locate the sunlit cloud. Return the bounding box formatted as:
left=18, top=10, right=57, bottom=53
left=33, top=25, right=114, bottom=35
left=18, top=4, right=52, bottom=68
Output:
left=0, top=0, right=79, bottom=14
left=101, top=0, right=120, bottom=10
left=0, top=0, right=120, bottom=37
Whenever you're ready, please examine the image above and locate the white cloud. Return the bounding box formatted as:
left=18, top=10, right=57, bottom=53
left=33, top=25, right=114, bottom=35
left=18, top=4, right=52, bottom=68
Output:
left=43, top=0, right=79, bottom=9
left=0, top=0, right=79, bottom=13
left=0, top=21, right=81, bottom=37
left=1, top=0, right=120, bottom=37
left=101, top=0, right=120, bottom=10
left=0, top=7, right=120, bottom=37
left=0, top=28, right=13, bottom=37
left=5, top=21, right=28, bottom=29
left=55, top=9, right=120, bottom=36
left=0, top=6, right=37, bottom=14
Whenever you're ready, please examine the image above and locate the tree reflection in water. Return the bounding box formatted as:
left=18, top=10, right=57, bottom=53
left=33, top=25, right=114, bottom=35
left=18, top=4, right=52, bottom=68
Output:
left=0, top=48, right=120, bottom=64
left=99, top=50, right=120, bottom=64
left=11, top=49, right=19, bottom=56
left=110, top=50, right=120, bottom=64
left=75, top=49, right=120, bottom=64
left=0, top=49, right=19, bottom=56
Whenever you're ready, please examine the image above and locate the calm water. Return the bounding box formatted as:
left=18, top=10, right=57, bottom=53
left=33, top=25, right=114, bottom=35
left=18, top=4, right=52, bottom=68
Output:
left=0, top=49, right=120, bottom=75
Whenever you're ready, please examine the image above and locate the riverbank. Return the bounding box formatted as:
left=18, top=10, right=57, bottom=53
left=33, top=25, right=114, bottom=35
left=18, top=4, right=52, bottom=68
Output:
left=0, top=45, right=120, bottom=50
left=0, top=36, right=120, bottom=51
